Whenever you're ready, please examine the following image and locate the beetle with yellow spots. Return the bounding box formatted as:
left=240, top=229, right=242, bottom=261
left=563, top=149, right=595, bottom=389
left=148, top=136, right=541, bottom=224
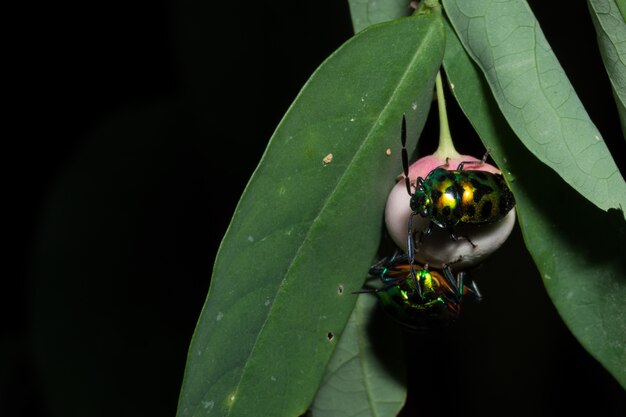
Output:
left=407, top=157, right=516, bottom=246
left=355, top=252, right=482, bottom=331
left=399, top=117, right=516, bottom=249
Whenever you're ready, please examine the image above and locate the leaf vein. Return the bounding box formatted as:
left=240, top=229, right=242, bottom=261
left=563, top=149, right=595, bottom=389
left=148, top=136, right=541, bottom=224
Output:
left=224, top=21, right=439, bottom=416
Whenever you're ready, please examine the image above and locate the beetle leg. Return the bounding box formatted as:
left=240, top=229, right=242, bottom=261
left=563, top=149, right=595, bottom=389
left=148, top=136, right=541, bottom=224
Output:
left=457, top=149, right=491, bottom=171
left=435, top=157, right=450, bottom=170
left=369, top=252, right=409, bottom=285
left=409, top=264, right=423, bottom=300
left=368, top=253, right=395, bottom=277
left=441, top=264, right=458, bottom=292
left=407, top=213, right=415, bottom=261
left=467, top=279, right=483, bottom=303
left=361, top=252, right=410, bottom=294
left=442, top=264, right=463, bottom=303
left=448, top=229, right=476, bottom=248
left=417, top=220, right=433, bottom=250
left=407, top=213, right=424, bottom=300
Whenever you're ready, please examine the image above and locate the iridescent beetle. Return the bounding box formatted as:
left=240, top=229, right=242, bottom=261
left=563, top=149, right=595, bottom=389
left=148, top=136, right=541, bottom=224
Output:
left=356, top=253, right=481, bottom=331
left=400, top=115, right=515, bottom=284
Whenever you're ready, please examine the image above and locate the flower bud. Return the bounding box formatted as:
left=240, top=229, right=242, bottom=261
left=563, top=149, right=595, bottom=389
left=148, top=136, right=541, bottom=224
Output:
left=385, top=154, right=516, bottom=270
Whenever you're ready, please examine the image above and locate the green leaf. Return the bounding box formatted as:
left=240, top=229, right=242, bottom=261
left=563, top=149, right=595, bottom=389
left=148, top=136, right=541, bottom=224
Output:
left=347, top=0, right=410, bottom=33
left=443, top=22, right=626, bottom=390
left=309, top=295, right=405, bottom=417
left=442, top=0, right=626, bottom=214
left=177, top=14, right=445, bottom=417
left=588, top=0, right=626, bottom=140
left=617, top=0, right=626, bottom=21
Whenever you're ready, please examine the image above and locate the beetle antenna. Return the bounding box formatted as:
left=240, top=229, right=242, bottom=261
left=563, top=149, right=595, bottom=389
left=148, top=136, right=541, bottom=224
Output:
left=401, top=114, right=412, bottom=196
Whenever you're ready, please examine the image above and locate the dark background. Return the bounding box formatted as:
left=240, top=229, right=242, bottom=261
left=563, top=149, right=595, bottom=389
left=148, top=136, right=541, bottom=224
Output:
left=7, top=1, right=626, bottom=416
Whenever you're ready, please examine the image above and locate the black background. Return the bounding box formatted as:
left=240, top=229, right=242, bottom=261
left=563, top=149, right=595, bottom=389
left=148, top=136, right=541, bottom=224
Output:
left=7, top=1, right=626, bottom=416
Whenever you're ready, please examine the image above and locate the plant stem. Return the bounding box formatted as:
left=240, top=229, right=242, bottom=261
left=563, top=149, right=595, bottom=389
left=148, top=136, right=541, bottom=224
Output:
left=414, top=0, right=441, bottom=15
left=433, top=71, right=460, bottom=159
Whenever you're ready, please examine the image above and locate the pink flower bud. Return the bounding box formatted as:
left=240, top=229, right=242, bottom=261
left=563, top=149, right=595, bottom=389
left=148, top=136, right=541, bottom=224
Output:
left=385, top=154, right=516, bottom=270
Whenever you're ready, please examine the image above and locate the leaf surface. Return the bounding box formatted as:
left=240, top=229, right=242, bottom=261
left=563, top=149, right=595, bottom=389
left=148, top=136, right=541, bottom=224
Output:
left=347, top=0, right=410, bottom=33
left=617, top=0, right=626, bottom=21
left=588, top=0, right=626, bottom=140
left=177, top=14, right=445, bottom=417
left=443, top=0, right=626, bottom=214
left=443, top=22, right=626, bottom=389
left=309, top=295, right=405, bottom=417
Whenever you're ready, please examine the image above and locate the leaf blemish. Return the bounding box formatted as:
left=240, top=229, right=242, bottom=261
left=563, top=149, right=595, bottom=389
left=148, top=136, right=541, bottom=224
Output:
left=202, top=400, right=214, bottom=410
left=411, top=102, right=418, bottom=110
left=247, top=235, right=254, bottom=242
left=216, top=312, right=224, bottom=321
left=322, top=153, right=333, bottom=166
left=327, top=331, right=334, bottom=342
left=386, top=148, right=392, bottom=156
left=225, top=391, right=237, bottom=407
left=337, top=285, right=344, bottom=295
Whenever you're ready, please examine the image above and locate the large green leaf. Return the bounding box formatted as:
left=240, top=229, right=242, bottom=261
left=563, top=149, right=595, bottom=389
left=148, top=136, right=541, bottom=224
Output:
left=176, top=14, right=445, bottom=417
left=588, top=0, right=626, bottom=140
left=443, top=0, right=626, bottom=214
left=309, top=295, right=405, bottom=417
left=347, top=0, right=409, bottom=33
left=443, top=22, right=626, bottom=389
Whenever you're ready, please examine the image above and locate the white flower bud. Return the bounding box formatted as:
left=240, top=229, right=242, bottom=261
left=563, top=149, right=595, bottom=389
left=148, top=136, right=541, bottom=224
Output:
left=385, top=154, right=516, bottom=270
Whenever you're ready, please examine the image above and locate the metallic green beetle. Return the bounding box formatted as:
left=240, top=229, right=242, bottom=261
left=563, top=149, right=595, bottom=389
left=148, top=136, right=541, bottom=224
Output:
left=401, top=115, right=516, bottom=245
left=400, top=115, right=515, bottom=288
left=358, top=253, right=481, bottom=331
left=408, top=166, right=516, bottom=240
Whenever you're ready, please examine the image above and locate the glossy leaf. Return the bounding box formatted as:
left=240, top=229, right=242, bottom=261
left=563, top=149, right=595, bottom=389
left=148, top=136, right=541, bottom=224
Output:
left=443, top=22, right=626, bottom=389
left=588, top=0, right=626, bottom=140
left=176, top=14, right=445, bottom=417
left=348, top=0, right=409, bottom=33
left=309, top=295, right=405, bottom=417
left=443, top=0, right=626, bottom=214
